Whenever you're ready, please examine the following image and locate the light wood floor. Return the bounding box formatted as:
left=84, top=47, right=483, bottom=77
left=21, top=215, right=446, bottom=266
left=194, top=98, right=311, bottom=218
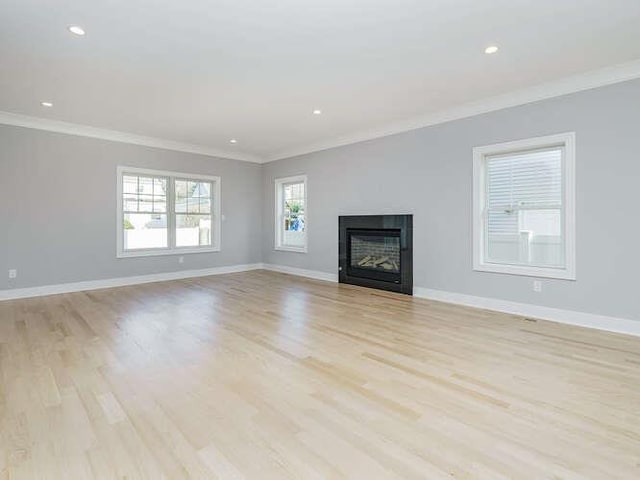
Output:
left=1, top=271, right=639, bottom=479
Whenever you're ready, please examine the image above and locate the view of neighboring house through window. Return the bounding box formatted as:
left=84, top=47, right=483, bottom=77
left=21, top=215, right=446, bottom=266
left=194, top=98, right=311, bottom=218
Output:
left=117, top=167, right=220, bottom=257
left=486, top=148, right=563, bottom=267
left=122, top=174, right=168, bottom=250
left=275, top=175, right=307, bottom=252
left=473, top=133, right=575, bottom=280
left=175, top=179, right=213, bottom=247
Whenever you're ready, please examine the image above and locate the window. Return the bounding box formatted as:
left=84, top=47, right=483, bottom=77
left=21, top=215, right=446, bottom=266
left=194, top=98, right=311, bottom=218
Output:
left=117, top=167, right=221, bottom=257
left=473, top=133, right=575, bottom=280
left=275, top=175, right=307, bottom=252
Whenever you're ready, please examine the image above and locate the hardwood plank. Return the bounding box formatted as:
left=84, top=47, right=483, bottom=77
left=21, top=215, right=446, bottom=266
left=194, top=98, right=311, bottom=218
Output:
left=1, top=270, right=639, bottom=479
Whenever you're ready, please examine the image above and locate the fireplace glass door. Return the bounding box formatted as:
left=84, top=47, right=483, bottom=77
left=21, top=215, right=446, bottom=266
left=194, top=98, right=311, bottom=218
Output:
left=347, top=229, right=401, bottom=283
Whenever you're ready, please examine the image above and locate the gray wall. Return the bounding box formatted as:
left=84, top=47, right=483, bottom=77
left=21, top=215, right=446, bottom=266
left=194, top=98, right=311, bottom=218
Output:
left=3, top=79, right=639, bottom=321
left=1, top=125, right=263, bottom=290
left=262, top=79, right=640, bottom=321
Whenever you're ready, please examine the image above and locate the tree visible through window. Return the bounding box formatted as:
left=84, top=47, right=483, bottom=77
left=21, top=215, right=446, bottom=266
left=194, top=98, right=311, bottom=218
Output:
left=275, top=175, right=307, bottom=252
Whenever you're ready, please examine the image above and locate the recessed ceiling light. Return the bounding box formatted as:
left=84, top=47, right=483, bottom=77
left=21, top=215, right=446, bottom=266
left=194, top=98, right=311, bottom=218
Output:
left=485, top=45, right=499, bottom=54
left=312, top=109, right=322, bottom=115
left=229, top=139, right=238, bottom=144
left=41, top=101, right=53, bottom=107
left=68, top=25, right=86, bottom=36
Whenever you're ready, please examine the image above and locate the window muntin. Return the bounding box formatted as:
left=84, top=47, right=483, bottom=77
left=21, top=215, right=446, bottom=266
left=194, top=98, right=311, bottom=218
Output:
left=275, top=175, right=307, bottom=252
left=174, top=179, right=213, bottom=248
left=122, top=174, right=168, bottom=250
left=473, top=133, right=575, bottom=280
left=117, top=167, right=220, bottom=257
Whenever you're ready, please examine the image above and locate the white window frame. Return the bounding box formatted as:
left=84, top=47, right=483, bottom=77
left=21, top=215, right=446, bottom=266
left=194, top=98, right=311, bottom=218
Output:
left=116, top=166, right=221, bottom=258
left=274, top=174, right=308, bottom=253
left=472, top=132, right=576, bottom=280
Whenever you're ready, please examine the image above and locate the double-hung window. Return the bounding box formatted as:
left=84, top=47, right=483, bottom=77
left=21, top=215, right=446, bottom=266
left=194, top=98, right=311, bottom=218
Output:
left=473, top=133, right=575, bottom=279
left=275, top=175, right=307, bottom=252
left=117, top=166, right=221, bottom=257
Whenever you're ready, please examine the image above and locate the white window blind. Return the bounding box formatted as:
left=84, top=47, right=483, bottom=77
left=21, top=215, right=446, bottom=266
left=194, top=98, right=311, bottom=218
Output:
left=486, top=147, right=563, bottom=237
left=473, top=132, right=575, bottom=280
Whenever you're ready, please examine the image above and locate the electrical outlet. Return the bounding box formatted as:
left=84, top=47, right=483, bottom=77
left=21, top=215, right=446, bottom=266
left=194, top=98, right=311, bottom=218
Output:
left=8, top=269, right=17, bottom=279
left=533, top=280, right=542, bottom=293
left=178, top=256, right=184, bottom=264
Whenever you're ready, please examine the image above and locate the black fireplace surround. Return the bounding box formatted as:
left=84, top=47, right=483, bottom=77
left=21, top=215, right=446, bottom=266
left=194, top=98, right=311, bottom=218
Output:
left=339, top=215, right=413, bottom=294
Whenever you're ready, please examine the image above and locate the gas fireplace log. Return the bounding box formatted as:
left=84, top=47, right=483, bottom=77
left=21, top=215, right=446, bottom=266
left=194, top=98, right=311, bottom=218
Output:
left=372, top=256, right=389, bottom=266
left=357, top=255, right=372, bottom=266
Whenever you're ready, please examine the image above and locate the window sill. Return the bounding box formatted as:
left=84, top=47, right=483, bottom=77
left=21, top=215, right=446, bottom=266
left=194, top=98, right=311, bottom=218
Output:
left=117, top=246, right=220, bottom=258
left=473, top=262, right=575, bottom=280
left=274, top=246, right=307, bottom=254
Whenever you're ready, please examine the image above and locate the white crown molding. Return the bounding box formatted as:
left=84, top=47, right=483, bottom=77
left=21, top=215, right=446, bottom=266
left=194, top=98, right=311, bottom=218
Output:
left=0, top=110, right=263, bottom=163
left=3, top=59, right=640, bottom=165
left=262, top=264, right=639, bottom=337
left=0, top=263, right=263, bottom=301
left=265, top=59, right=640, bottom=162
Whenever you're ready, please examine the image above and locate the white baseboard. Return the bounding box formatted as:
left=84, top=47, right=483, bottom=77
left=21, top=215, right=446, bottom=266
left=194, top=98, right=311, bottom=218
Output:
left=0, top=263, right=263, bottom=301
left=3, top=262, right=638, bottom=337
left=261, top=264, right=640, bottom=337
left=414, top=287, right=639, bottom=337
left=262, top=263, right=339, bottom=282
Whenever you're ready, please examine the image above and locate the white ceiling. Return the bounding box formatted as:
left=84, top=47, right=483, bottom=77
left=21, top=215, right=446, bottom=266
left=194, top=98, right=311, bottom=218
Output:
left=2, top=0, right=640, bottom=162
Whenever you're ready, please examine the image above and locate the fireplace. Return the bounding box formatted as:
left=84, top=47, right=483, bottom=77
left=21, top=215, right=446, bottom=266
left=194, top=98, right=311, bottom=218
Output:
left=339, top=215, right=413, bottom=294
